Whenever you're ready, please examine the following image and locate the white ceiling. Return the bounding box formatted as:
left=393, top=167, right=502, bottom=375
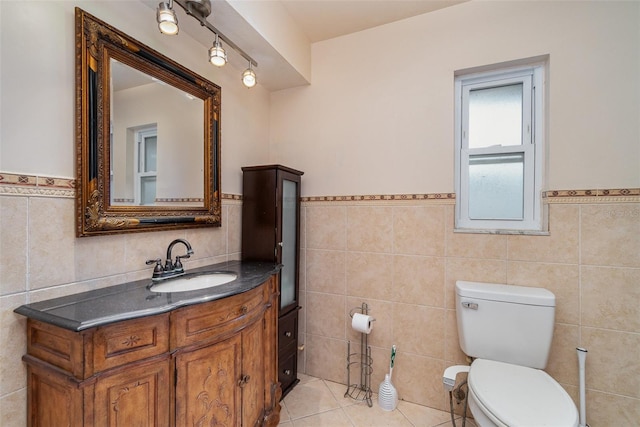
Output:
left=279, top=0, right=467, bottom=43
left=142, top=0, right=467, bottom=90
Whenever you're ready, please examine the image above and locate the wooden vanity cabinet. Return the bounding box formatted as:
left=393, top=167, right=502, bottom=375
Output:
left=241, top=165, right=303, bottom=398
left=22, top=276, right=281, bottom=426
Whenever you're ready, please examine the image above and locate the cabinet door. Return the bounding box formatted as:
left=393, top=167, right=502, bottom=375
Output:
left=241, top=319, right=266, bottom=426
left=26, top=363, right=84, bottom=427
left=93, top=357, right=171, bottom=427
left=278, top=173, right=300, bottom=314
left=175, top=335, right=242, bottom=427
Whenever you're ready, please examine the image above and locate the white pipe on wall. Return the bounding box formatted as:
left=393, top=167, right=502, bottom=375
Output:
left=577, top=347, right=588, bottom=427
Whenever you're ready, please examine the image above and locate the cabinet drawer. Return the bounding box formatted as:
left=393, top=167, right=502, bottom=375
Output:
left=172, top=285, right=265, bottom=348
left=278, top=309, right=298, bottom=352
left=26, top=319, right=86, bottom=378
left=278, top=349, right=298, bottom=397
left=93, top=314, right=170, bottom=373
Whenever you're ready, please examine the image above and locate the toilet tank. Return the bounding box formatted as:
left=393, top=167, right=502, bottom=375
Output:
left=456, top=281, right=556, bottom=369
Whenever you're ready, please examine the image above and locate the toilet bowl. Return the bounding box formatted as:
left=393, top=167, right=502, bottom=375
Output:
left=467, top=359, right=578, bottom=427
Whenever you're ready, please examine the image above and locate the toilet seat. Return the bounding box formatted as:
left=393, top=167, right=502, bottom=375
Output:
left=468, top=359, right=578, bottom=427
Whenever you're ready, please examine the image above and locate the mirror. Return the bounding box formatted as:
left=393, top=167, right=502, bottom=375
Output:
left=75, top=8, right=221, bottom=236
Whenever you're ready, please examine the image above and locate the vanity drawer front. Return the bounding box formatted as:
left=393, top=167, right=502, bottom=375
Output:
left=278, top=309, right=298, bottom=352
left=26, top=319, right=86, bottom=378
left=93, top=314, right=170, bottom=373
left=172, top=285, right=265, bottom=348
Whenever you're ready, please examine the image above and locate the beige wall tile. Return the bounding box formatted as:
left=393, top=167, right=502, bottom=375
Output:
left=581, top=204, right=640, bottom=268
left=508, top=261, right=580, bottom=325
left=581, top=266, right=640, bottom=333
left=123, top=229, right=179, bottom=273
left=306, top=206, right=346, bottom=250
left=393, top=206, right=445, bottom=256
left=392, top=255, right=444, bottom=307
left=347, top=206, right=393, bottom=253
left=445, top=206, right=507, bottom=259
left=299, top=204, right=306, bottom=251
left=304, top=334, right=348, bottom=384
left=185, top=224, right=226, bottom=260
left=306, top=292, right=346, bottom=339
left=1, top=294, right=27, bottom=396
left=393, top=303, right=444, bottom=360
left=586, top=389, right=640, bottom=427
left=227, top=203, right=242, bottom=254
left=392, top=352, right=446, bottom=411
left=582, top=327, right=640, bottom=399
left=0, top=196, right=28, bottom=295
left=306, top=250, right=345, bottom=294
left=445, top=258, right=507, bottom=308
left=75, top=234, right=126, bottom=282
left=28, top=197, right=75, bottom=289
left=0, top=388, right=26, bottom=427
left=444, top=309, right=468, bottom=365
left=508, top=204, right=579, bottom=263
left=546, top=323, right=579, bottom=386
left=346, top=252, right=393, bottom=301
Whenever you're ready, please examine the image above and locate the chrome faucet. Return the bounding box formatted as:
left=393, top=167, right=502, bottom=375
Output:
left=146, top=239, right=194, bottom=280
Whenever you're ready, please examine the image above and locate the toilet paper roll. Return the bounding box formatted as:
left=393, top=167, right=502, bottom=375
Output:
left=352, top=312, right=374, bottom=334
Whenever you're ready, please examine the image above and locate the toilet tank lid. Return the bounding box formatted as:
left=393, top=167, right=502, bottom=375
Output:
left=456, top=281, right=555, bottom=307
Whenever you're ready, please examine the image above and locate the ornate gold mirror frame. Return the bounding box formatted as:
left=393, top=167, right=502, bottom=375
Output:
left=75, top=8, right=221, bottom=237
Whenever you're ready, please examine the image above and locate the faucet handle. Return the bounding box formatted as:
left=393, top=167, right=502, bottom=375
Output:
left=174, top=254, right=191, bottom=272
left=146, top=259, right=163, bottom=278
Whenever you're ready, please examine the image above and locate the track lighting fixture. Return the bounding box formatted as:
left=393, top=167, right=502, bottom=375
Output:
left=242, top=62, right=257, bottom=88
left=209, top=34, right=227, bottom=67
left=157, top=0, right=258, bottom=88
left=156, top=0, right=178, bottom=35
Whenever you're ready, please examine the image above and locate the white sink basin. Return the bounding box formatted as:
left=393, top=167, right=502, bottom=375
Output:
left=149, top=272, right=237, bottom=293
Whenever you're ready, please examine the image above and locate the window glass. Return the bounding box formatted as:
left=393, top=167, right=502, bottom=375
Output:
left=468, top=83, right=523, bottom=148
left=468, top=153, right=524, bottom=220
left=144, top=136, right=157, bottom=172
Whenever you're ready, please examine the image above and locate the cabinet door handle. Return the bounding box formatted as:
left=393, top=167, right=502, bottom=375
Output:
left=284, top=331, right=292, bottom=338
left=238, top=374, right=251, bottom=387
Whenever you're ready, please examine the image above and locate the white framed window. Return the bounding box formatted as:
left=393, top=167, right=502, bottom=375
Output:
left=134, top=127, right=158, bottom=205
left=455, top=63, right=545, bottom=233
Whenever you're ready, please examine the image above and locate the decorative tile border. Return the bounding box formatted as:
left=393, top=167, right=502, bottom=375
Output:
left=0, top=172, right=75, bottom=198
left=1, top=172, right=638, bottom=204
left=543, top=188, right=640, bottom=204
left=302, top=193, right=455, bottom=202
left=222, top=193, right=242, bottom=201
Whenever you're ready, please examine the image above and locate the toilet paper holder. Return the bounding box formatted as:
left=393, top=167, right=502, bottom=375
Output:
left=345, top=302, right=374, bottom=407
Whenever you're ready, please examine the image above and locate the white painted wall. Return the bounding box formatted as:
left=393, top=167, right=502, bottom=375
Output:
left=0, top=0, right=270, bottom=195
left=270, top=1, right=640, bottom=197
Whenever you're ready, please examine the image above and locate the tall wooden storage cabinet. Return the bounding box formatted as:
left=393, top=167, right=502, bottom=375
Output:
left=241, top=165, right=303, bottom=398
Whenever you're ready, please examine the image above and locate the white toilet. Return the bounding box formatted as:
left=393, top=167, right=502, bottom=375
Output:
left=455, top=280, right=579, bottom=427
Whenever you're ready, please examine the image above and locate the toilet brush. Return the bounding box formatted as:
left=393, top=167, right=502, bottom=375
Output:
left=378, top=345, right=398, bottom=411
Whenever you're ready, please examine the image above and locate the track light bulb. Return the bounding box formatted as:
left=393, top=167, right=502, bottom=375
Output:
left=157, top=2, right=178, bottom=35
left=242, top=63, right=257, bottom=88
left=209, top=36, right=227, bottom=67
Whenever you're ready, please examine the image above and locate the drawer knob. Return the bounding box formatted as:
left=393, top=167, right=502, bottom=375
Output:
left=240, top=305, right=248, bottom=315
left=284, top=331, right=292, bottom=338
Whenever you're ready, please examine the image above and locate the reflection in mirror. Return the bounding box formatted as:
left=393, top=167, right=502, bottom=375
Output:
left=110, top=60, right=204, bottom=207
left=75, top=8, right=221, bottom=237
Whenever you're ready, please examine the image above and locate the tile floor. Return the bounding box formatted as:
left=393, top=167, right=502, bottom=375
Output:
left=278, top=374, right=477, bottom=427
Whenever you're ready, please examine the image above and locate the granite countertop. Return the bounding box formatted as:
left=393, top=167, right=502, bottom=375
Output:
left=14, top=260, right=281, bottom=332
